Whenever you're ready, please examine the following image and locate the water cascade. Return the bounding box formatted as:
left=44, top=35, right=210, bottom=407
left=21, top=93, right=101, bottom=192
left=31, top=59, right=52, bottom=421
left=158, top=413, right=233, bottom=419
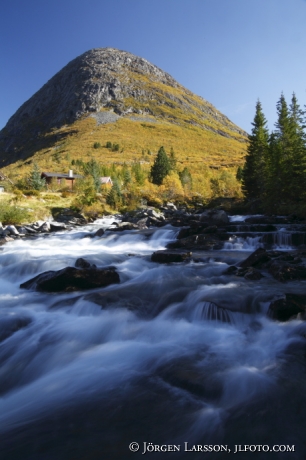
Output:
left=0, top=217, right=306, bottom=459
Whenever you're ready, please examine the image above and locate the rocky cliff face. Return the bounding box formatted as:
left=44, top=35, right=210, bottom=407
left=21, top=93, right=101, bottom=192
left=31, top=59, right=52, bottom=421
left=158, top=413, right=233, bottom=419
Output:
left=0, top=48, right=247, bottom=166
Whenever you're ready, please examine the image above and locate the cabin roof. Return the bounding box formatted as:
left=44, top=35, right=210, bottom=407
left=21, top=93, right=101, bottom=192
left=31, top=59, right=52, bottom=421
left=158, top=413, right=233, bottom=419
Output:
left=100, top=176, right=113, bottom=184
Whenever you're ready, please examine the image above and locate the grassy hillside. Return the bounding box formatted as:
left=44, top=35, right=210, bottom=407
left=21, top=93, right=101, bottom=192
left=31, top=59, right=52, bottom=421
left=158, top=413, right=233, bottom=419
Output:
left=1, top=112, right=247, bottom=199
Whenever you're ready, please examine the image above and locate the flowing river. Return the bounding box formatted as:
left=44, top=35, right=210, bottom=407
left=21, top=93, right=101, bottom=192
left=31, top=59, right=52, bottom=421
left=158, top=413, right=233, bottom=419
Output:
left=0, top=217, right=306, bottom=459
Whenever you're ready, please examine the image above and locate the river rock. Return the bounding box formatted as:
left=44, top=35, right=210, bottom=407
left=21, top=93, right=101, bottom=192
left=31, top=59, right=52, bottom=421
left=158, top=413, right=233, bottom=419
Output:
left=268, top=260, right=306, bottom=282
left=5, top=225, right=19, bottom=236
left=93, top=228, right=105, bottom=237
left=151, top=250, right=192, bottom=263
left=239, top=248, right=270, bottom=269
left=75, top=257, right=96, bottom=269
left=50, top=222, right=67, bottom=231
left=20, top=266, right=120, bottom=292
left=168, top=233, right=225, bottom=250
left=39, top=222, right=51, bottom=232
left=244, top=267, right=264, bottom=280
left=268, top=294, right=306, bottom=321
left=52, top=208, right=87, bottom=225
left=136, top=218, right=149, bottom=229
left=110, top=222, right=139, bottom=231
left=200, top=209, right=229, bottom=226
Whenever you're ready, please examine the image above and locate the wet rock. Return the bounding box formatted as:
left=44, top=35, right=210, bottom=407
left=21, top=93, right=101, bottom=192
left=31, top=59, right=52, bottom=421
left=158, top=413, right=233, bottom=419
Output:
left=23, top=225, right=38, bottom=234
left=223, top=265, right=238, bottom=275
left=5, top=225, right=19, bottom=236
left=168, top=233, right=225, bottom=250
left=110, top=222, right=139, bottom=231
left=268, top=260, right=306, bottom=282
left=50, top=222, right=67, bottom=231
left=52, top=208, right=87, bottom=225
left=16, top=226, right=29, bottom=235
left=176, top=224, right=213, bottom=239
left=244, top=267, right=264, bottom=281
left=136, top=218, right=149, bottom=229
left=39, top=222, right=51, bottom=232
left=151, top=250, right=192, bottom=263
left=268, top=294, right=306, bottom=321
left=75, top=257, right=96, bottom=269
left=147, top=216, right=166, bottom=227
left=200, top=209, right=229, bottom=226
left=239, top=248, right=270, bottom=269
left=93, top=228, right=105, bottom=237
left=20, top=266, right=120, bottom=292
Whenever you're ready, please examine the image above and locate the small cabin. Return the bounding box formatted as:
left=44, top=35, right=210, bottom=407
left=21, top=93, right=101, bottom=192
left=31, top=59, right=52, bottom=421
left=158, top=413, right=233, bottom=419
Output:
left=41, top=170, right=83, bottom=190
left=100, top=177, right=113, bottom=187
left=0, top=186, right=4, bottom=193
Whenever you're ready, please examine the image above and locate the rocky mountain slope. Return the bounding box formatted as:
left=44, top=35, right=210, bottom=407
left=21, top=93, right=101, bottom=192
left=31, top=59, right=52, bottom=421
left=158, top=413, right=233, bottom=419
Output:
left=0, top=47, right=247, bottom=168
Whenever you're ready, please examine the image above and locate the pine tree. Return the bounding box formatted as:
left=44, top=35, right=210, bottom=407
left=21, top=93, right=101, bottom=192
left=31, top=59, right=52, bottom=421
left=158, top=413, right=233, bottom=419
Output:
left=122, top=168, right=132, bottom=187
left=287, top=93, right=306, bottom=201
left=83, top=159, right=101, bottom=191
left=242, top=100, right=269, bottom=200
left=272, top=93, right=306, bottom=202
left=29, top=163, right=46, bottom=190
left=150, top=146, right=171, bottom=185
left=106, top=179, right=122, bottom=209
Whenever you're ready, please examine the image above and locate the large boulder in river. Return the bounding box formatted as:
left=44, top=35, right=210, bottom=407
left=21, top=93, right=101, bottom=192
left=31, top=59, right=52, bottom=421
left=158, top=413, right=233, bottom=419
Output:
left=151, top=250, right=192, bottom=263
left=268, top=294, right=306, bottom=321
left=239, top=248, right=270, bottom=269
left=51, top=208, right=87, bottom=225
left=20, top=267, right=120, bottom=292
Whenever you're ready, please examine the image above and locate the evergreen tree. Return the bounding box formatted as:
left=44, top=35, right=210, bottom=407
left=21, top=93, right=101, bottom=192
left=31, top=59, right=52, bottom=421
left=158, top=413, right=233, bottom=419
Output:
left=83, top=159, right=101, bottom=191
left=122, top=167, right=132, bottom=187
left=236, top=166, right=243, bottom=182
left=150, top=146, right=171, bottom=185
left=264, top=131, right=282, bottom=209
left=242, top=100, right=269, bottom=200
left=287, top=93, right=306, bottom=200
left=106, top=179, right=122, bottom=209
left=272, top=93, right=306, bottom=202
left=29, top=163, right=46, bottom=190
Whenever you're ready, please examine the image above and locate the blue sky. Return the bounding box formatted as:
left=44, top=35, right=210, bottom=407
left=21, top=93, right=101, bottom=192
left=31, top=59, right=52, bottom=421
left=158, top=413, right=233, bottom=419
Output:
left=1, top=0, right=306, bottom=133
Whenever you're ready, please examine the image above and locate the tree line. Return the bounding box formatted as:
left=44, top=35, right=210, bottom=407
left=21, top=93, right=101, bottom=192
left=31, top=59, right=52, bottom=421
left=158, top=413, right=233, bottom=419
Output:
left=240, top=93, right=306, bottom=213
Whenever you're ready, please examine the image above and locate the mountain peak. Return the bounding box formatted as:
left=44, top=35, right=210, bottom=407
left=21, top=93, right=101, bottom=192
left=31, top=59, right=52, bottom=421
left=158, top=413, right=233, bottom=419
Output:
left=0, top=48, right=247, bottom=166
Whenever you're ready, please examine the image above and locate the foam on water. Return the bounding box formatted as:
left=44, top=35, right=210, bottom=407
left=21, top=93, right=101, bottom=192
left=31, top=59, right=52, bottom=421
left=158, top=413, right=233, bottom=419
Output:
left=0, top=222, right=305, bottom=458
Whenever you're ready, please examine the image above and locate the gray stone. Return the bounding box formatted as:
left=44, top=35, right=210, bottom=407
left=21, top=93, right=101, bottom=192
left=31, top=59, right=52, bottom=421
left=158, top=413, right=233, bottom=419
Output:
left=39, top=222, right=51, bottom=232
left=151, top=250, right=192, bottom=263
left=20, top=266, right=120, bottom=292
left=200, top=210, right=229, bottom=225
left=5, top=225, right=19, bottom=236
left=93, top=228, right=105, bottom=237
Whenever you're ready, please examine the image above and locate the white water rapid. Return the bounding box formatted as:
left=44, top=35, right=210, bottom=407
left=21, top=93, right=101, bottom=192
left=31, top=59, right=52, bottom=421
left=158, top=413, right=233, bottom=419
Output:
left=0, top=217, right=306, bottom=459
